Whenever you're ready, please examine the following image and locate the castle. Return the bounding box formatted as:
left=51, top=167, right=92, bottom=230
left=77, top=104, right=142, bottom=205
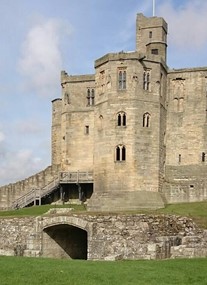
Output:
left=1, top=13, right=207, bottom=211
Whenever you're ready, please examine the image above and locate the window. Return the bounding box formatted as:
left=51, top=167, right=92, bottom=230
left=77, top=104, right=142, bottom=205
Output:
left=118, top=70, right=126, bottom=90
left=151, top=49, right=158, bottom=55
left=173, top=97, right=184, bottom=112
left=149, top=31, right=152, bottom=38
left=143, top=112, right=151, bottom=127
left=85, top=125, right=89, bottom=135
left=87, top=88, right=95, bottom=106
left=178, top=154, right=181, bottom=163
left=143, top=70, right=150, bottom=91
left=117, top=112, right=126, bottom=126
left=202, top=152, right=205, bottom=162
left=64, top=92, right=70, bottom=104
left=115, top=145, right=126, bottom=162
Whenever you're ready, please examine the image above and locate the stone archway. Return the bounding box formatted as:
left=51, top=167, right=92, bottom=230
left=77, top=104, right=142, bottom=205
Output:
left=42, top=223, right=88, bottom=260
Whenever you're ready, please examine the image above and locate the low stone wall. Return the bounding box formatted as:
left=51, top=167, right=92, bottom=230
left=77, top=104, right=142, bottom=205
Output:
left=0, top=164, right=60, bottom=210
left=0, top=212, right=206, bottom=260
left=0, top=217, right=39, bottom=257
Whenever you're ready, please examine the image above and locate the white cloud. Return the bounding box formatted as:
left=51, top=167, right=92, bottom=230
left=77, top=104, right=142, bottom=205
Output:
left=18, top=17, right=72, bottom=97
left=0, top=131, right=5, bottom=142
left=158, top=0, right=207, bottom=50
left=0, top=148, right=47, bottom=186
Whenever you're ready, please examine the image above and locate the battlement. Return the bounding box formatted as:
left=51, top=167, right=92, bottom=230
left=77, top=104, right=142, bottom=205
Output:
left=94, top=51, right=148, bottom=68
left=61, top=71, right=95, bottom=85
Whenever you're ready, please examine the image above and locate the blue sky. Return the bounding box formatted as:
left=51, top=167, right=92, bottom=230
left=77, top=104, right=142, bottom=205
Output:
left=0, top=0, right=207, bottom=185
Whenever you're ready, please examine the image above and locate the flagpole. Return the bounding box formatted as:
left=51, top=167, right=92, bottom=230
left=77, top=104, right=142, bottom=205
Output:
left=152, top=0, right=155, bottom=16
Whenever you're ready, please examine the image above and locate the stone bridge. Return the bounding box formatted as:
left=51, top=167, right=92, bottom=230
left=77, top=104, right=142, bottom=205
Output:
left=0, top=211, right=207, bottom=260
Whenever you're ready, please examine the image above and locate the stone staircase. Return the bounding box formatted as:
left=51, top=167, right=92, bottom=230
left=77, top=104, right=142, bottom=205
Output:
left=11, top=170, right=94, bottom=209
left=12, top=177, right=60, bottom=209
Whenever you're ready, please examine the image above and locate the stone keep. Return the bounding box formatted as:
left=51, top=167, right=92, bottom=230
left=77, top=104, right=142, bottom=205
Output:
left=1, top=13, right=207, bottom=210
left=50, top=14, right=168, bottom=211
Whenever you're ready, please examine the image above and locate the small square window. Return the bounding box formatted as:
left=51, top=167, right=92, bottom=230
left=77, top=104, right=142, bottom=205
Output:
left=151, top=49, right=158, bottom=55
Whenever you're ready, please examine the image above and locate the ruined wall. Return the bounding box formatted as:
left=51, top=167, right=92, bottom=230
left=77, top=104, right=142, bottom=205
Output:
left=0, top=213, right=206, bottom=260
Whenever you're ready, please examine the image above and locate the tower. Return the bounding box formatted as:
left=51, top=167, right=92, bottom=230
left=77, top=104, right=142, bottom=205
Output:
left=136, top=13, right=167, bottom=62
left=88, top=14, right=168, bottom=211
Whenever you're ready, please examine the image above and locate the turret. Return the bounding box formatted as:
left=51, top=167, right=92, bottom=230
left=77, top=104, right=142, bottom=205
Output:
left=136, top=13, right=168, bottom=62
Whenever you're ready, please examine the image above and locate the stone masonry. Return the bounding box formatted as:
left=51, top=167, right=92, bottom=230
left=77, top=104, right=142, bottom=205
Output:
left=0, top=212, right=207, bottom=260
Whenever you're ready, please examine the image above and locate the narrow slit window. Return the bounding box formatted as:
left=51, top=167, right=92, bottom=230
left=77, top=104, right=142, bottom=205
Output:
left=202, top=152, right=205, bottom=162
left=118, top=114, right=122, bottom=126
left=122, top=146, right=126, bottom=161
left=178, top=154, right=181, bottom=163
left=85, top=125, right=89, bottom=135
left=116, top=146, right=120, bottom=161
left=123, top=113, right=126, bottom=126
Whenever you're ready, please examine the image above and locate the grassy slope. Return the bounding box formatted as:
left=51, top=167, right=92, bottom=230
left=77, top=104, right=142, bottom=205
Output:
left=0, top=256, right=207, bottom=285
left=0, top=201, right=207, bottom=227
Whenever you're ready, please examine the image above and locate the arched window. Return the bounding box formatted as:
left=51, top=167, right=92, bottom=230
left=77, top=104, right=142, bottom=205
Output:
left=87, top=88, right=95, bottom=106
left=117, top=112, right=126, bottom=126
left=143, top=71, right=150, bottom=91
left=115, top=145, right=126, bottom=162
left=118, top=70, right=126, bottom=90
left=143, top=112, right=151, bottom=127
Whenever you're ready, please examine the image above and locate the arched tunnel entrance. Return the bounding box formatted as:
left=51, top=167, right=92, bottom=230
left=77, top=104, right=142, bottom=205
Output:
left=42, top=224, right=88, bottom=260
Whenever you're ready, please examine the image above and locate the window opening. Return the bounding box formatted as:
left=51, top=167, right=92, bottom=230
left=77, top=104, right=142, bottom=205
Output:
left=202, top=152, right=205, bottom=162
left=143, top=113, right=151, bottom=127
left=122, top=146, right=126, bottom=161
left=149, top=31, right=152, bottom=38
left=178, top=154, right=181, bottom=163
left=117, top=112, right=126, bottom=127
left=151, top=49, right=158, bottom=55
left=118, top=70, right=126, bottom=90
left=123, top=113, right=126, bottom=126
left=85, top=126, right=89, bottom=135
left=115, top=145, right=126, bottom=162
left=87, top=89, right=95, bottom=106
left=143, top=71, right=150, bottom=91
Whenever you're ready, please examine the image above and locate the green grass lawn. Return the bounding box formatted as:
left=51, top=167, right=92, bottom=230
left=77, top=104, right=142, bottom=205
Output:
left=0, top=256, right=207, bottom=285
left=155, top=201, right=207, bottom=228
left=0, top=203, right=86, bottom=217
